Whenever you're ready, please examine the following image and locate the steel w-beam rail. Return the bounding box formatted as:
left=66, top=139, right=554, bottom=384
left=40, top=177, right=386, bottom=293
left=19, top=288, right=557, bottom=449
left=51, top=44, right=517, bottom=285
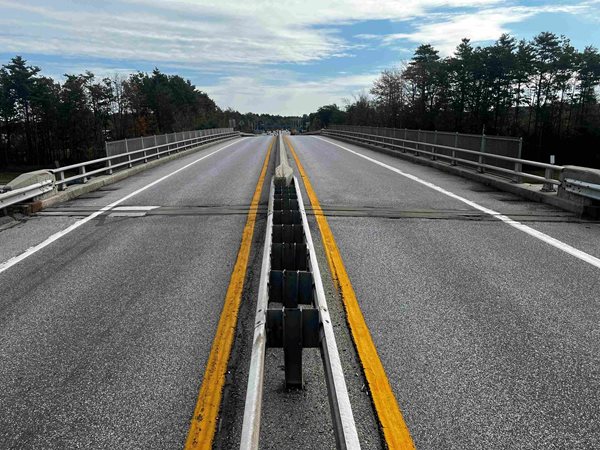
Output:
left=564, top=178, right=600, bottom=201
left=240, top=167, right=359, bottom=447
left=0, top=180, right=54, bottom=210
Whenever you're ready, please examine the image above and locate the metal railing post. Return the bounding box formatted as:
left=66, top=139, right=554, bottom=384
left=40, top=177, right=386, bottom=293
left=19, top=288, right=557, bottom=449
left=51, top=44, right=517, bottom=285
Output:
left=542, top=155, right=557, bottom=192
left=125, top=139, right=133, bottom=168
left=58, top=171, right=66, bottom=191
left=513, top=138, right=523, bottom=183
left=478, top=132, right=486, bottom=173
left=403, top=128, right=407, bottom=153
left=155, top=135, right=160, bottom=159
left=79, top=166, right=88, bottom=183
left=541, top=167, right=556, bottom=192
left=452, top=132, right=458, bottom=166
left=105, top=142, right=113, bottom=174
left=416, top=129, right=421, bottom=156
left=432, top=130, right=437, bottom=160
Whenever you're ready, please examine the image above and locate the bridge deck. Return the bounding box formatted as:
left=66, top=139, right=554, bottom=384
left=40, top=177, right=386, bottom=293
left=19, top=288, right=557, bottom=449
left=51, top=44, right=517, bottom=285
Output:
left=1, top=134, right=599, bottom=449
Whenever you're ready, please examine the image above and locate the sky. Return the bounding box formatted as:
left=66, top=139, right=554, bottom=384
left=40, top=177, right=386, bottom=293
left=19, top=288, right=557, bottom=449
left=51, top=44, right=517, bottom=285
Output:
left=0, top=0, right=599, bottom=115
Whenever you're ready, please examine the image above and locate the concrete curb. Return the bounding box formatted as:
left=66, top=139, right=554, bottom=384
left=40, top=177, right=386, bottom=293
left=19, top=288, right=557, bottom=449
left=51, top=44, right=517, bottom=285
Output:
left=322, top=132, right=587, bottom=216
left=31, top=135, right=239, bottom=212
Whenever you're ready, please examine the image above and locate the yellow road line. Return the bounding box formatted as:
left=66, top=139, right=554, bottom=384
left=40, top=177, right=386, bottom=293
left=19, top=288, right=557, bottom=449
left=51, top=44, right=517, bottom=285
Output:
left=286, top=136, right=416, bottom=450
left=185, top=138, right=273, bottom=449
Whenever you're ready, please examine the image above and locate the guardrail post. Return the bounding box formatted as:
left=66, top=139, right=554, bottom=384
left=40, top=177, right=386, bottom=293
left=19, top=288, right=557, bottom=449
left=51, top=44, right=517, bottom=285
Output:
left=478, top=132, right=486, bottom=173
left=155, top=135, right=160, bottom=159
left=513, top=137, right=523, bottom=183
left=58, top=171, right=66, bottom=191
left=79, top=166, right=88, bottom=183
left=403, top=128, right=407, bottom=153
left=125, top=139, right=133, bottom=168
left=541, top=168, right=556, bottom=192
left=416, top=129, right=421, bottom=156
left=432, top=130, right=437, bottom=160
left=105, top=142, right=113, bottom=174
left=542, top=155, right=556, bottom=192
left=452, top=132, right=458, bottom=166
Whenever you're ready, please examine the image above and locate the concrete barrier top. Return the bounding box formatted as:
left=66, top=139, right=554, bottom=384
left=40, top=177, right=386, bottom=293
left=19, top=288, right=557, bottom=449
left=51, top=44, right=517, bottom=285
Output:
left=6, top=170, right=55, bottom=190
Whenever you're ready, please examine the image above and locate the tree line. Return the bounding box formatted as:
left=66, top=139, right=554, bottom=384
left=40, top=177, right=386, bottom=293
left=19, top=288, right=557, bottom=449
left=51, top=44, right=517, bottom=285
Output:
left=0, top=56, right=302, bottom=169
left=308, top=32, right=600, bottom=167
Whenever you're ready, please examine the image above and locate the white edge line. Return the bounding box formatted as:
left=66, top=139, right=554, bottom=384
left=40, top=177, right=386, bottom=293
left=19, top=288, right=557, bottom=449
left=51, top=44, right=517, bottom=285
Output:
left=314, top=136, right=600, bottom=271
left=0, top=138, right=246, bottom=275
left=112, top=206, right=161, bottom=211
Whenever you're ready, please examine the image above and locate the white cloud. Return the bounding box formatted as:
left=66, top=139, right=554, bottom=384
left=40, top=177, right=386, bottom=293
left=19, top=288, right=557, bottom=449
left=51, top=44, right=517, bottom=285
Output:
left=376, top=3, right=593, bottom=54
left=0, top=0, right=596, bottom=113
left=201, top=70, right=380, bottom=115
left=0, top=0, right=507, bottom=66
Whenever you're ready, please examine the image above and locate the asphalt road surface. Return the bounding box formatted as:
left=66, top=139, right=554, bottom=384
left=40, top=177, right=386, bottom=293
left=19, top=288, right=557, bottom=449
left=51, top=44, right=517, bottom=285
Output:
left=287, top=135, right=600, bottom=449
left=2, top=133, right=599, bottom=449
left=0, top=137, right=271, bottom=449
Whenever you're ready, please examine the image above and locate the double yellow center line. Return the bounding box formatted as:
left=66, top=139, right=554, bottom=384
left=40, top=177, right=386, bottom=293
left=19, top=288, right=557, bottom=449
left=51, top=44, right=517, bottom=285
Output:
left=286, top=136, right=415, bottom=450
left=185, top=138, right=273, bottom=449
left=185, top=135, right=414, bottom=449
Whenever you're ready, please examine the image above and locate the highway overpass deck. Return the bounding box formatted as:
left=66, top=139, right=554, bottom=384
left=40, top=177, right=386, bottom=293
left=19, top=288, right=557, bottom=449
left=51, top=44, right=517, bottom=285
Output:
left=286, top=135, right=600, bottom=449
left=1, top=133, right=599, bottom=449
left=0, top=137, right=271, bottom=448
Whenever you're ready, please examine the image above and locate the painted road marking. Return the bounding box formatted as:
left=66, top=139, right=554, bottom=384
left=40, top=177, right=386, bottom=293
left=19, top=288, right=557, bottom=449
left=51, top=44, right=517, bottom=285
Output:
left=0, top=139, right=245, bottom=275
left=108, top=212, right=147, bottom=217
left=184, top=138, right=273, bottom=449
left=112, top=206, right=161, bottom=211
left=315, top=136, right=600, bottom=271
left=109, top=206, right=161, bottom=218
left=286, top=136, right=416, bottom=450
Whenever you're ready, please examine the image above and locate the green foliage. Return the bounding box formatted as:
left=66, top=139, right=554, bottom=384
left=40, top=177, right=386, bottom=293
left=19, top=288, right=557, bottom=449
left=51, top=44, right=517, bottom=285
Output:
left=322, top=32, right=600, bottom=166
left=0, top=58, right=304, bottom=167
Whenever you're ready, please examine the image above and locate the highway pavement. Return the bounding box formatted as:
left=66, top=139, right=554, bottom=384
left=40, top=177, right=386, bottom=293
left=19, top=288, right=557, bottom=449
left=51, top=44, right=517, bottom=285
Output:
left=287, top=135, right=600, bottom=449
left=0, top=137, right=271, bottom=449
left=2, top=132, right=599, bottom=449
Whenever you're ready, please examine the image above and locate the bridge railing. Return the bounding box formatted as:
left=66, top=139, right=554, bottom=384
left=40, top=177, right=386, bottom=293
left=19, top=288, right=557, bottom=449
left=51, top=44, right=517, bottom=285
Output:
left=0, top=180, right=54, bottom=210
left=52, top=129, right=238, bottom=190
left=324, top=126, right=562, bottom=191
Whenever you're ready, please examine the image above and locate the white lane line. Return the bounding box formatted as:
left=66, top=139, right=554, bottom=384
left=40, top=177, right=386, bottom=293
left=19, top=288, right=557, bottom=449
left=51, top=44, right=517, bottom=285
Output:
left=0, top=138, right=245, bottom=275
left=112, top=206, right=160, bottom=211
left=314, top=136, right=600, bottom=270
left=108, top=212, right=147, bottom=217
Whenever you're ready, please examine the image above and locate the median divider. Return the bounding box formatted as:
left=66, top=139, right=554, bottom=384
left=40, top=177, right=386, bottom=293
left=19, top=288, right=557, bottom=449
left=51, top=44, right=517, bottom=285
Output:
left=240, top=132, right=360, bottom=449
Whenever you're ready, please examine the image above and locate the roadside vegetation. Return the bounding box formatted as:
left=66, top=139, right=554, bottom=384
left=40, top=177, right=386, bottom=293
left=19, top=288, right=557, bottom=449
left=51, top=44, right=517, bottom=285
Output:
left=308, top=32, right=600, bottom=167
left=0, top=58, right=301, bottom=170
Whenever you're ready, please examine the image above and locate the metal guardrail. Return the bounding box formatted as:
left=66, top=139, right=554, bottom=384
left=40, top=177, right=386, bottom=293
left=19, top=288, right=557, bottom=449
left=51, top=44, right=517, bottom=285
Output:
left=52, top=130, right=239, bottom=190
left=240, top=135, right=359, bottom=449
left=564, top=178, right=600, bottom=201
left=323, top=128, right=563, bottom=191
left=330, top=124, right=523, bottom=173
left=105, top=128, right=233, bottom=158
left=0, top=180, right=55, bottom=210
